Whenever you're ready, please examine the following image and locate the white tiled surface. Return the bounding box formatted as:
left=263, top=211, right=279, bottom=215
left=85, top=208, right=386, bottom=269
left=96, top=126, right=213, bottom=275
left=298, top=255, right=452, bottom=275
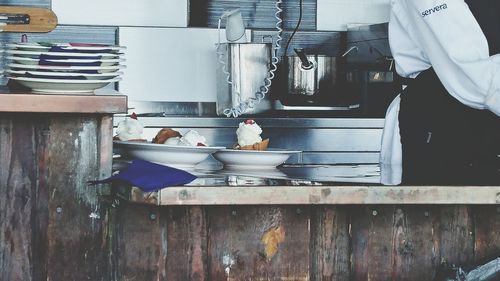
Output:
left=53, top=0, right=188, bottom=27
left=119, top=27, right=251, bottom=102
left=317, top=0, right=390, bottom=31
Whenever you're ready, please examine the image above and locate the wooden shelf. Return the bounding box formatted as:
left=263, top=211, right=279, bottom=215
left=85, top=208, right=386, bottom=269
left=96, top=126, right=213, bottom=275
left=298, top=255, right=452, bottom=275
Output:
left=149, top=185, right=500, bottom=205
left=0, top=89, right=127, bottom=114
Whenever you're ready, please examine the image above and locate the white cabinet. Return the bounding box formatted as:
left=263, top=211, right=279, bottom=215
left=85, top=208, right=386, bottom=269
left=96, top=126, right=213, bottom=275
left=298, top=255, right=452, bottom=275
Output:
left=52, top=0, right=188, bottom=27
left=317, top=0, right=390, bottom=31
left=119, top=27, right=251, bottom=102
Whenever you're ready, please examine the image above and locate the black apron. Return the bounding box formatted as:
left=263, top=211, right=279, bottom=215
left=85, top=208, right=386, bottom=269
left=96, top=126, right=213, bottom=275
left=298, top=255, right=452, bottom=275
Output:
left=398, top=0, right=500, bottom=185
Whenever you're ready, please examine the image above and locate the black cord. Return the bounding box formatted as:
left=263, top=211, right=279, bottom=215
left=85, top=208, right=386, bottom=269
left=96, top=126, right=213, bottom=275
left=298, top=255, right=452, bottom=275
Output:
left=284, top=0, right=304, bottom=56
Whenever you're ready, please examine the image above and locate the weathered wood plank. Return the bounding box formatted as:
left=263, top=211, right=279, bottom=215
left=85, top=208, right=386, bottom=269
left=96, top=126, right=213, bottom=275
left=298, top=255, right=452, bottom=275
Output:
left=351, top=206, right=398, bottom=280
left=437, top=206, right=475, bottom=267
left=0, top=92, right=127, bottom=113
left=206, top=206, right=310, bottom=281
left=158, top=186, right=500, bottom=206
left=114, top=203, right=164, bottom=281
left=165, top=206, right=208, bottom=281
left=390, top=206, right=439, bottom=281
left=0, top=118, right=40, bottom=281
left=1, top=114, right=113, bottom=281
left=473, top=206, right=500, bottom=264
left=45, top=116, right=110, bottom=281
left=309, top=206, right=350, bottom=281
left=33, top=120, right=50, bottom=281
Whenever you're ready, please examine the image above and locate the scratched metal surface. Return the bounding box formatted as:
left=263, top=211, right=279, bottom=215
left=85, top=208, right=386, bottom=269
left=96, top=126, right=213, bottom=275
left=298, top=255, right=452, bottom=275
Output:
left=189, top=0, right=317, bottom=30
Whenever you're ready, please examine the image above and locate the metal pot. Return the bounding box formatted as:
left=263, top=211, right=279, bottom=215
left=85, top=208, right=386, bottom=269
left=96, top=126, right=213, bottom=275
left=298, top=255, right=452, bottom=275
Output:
left=284, top=49, right=338, bottom=105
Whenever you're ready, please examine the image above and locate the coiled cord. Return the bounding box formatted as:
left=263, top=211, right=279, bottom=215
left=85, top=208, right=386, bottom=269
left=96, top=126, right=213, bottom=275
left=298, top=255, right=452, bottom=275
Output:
left=216, top=0, right=283, bottom=118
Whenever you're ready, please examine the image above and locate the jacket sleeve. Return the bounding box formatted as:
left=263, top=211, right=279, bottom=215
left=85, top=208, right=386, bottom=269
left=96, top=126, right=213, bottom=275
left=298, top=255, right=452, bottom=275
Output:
left=402, top=0, right=500, bottom=116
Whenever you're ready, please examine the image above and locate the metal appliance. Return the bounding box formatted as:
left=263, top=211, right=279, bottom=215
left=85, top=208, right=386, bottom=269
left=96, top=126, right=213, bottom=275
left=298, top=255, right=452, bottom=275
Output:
left=215, top=2, right=283, bottom=117
left=284, top=48, right=338, bottom=105
left=277, top=48, right=357, bottom=110
left=216, top=43, right=273, bottom=116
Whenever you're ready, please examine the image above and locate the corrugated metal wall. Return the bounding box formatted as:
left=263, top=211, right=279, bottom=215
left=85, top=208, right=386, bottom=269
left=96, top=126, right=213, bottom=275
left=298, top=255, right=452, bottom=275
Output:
left=190, top=0, right=343, bottom=56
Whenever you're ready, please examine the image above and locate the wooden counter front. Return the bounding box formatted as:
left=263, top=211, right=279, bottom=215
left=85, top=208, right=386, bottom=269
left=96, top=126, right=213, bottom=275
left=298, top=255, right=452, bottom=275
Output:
left=0, top=90, right=127, bottom=113
left=107, top=183, right=500, bottom=279
left=0, top=92, right=127, bottom=281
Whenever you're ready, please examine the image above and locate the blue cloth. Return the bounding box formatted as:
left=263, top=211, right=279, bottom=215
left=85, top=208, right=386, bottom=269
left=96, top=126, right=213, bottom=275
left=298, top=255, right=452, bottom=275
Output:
left=89, top=160, right=197, bottom=192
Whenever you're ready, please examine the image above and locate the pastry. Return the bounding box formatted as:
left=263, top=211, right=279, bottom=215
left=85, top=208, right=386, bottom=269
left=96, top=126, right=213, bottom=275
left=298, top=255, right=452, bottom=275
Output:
left=237, top=138, right=269, bottom=151
left=152, top=128, right=181, bottom=144
left=152, top=128, right=207, bottom=147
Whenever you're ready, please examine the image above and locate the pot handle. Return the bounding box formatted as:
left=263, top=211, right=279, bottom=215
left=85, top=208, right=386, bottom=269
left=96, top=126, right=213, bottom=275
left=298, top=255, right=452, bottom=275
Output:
left=294, top=48, right=313, bottom=70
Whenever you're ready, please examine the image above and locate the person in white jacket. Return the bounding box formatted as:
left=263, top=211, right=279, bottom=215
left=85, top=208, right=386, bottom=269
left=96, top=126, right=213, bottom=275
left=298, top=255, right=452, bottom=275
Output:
left=380, top=0, right=500, bottom=185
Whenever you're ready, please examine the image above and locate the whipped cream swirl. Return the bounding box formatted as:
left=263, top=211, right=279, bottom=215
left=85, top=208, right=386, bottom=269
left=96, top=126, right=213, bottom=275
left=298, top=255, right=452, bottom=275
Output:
left=116, top=117, right=144, bottom=141
left=236, top=120, right=262, bottom=146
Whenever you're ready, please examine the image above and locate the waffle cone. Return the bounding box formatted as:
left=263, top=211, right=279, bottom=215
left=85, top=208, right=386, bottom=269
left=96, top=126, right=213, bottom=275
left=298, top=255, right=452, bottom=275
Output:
left=239, top=138, right=269, bottom=151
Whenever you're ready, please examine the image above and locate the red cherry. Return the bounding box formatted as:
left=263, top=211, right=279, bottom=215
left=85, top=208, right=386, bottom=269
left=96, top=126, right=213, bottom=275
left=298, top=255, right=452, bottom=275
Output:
left=130, top=112, right=138, bottom=120
left=244, top=119, right=255, bottom=125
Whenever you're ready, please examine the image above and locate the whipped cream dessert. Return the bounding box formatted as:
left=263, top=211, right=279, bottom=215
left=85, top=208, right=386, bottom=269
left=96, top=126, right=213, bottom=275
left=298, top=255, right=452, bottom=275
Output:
left=236, top=119, right=262, bottom=147
left=163, top=130, right=207, bottom=147
left=115, top=113, right=144, bottom=141
left=164, top=137, right=181, bottom=145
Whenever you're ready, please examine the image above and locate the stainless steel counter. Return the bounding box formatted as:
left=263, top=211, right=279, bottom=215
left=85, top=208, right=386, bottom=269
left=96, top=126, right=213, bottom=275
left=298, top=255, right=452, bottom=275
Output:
left=113, top=116, right=385, bottom=128
left=113, top=116, right=385, bottom=165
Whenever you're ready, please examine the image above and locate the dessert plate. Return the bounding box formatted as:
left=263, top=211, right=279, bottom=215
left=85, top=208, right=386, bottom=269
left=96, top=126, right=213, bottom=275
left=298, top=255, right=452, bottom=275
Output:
left=7, top=49, right=123, bottom=58
left=9, top=76, right=121, bottom=93
left=7, top=56, right=125, bottom=66
left=113, top=141, right=225, bottom=169
left=7, top=69, right=123, bottom=80
left=7, top=42, right=126, bottom=53
left=8, top=63, right=125, bottom=72
left=212, top=149, right=301, bottom=170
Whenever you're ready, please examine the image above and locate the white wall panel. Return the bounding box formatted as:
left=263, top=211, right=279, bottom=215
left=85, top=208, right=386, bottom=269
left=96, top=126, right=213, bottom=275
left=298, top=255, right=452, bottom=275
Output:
left=53, top=0, right=188, bottom=27
left=317, top=0, right=390, bottom=31
left=119, top=27, right=250, bottom=102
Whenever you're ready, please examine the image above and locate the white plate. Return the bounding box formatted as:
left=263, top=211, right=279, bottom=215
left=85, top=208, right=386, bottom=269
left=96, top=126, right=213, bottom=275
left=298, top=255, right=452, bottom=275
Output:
left=7, top=56, right=125, bottom=66
left=113, top=141, right=226, bottom=169
left=6, top=69, right=123, bottom=80
left=213, top=149, right=301, bottom=170
left=6, top=49, right=123, bottom=58
left=8, top=63, right=125, bottom=72
left=7, top=42, right=126, bottom=52
left=9, top=76, right=121, bottom=93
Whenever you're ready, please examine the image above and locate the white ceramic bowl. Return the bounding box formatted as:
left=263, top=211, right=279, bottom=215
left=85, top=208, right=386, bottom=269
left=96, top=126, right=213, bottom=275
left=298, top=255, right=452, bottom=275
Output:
left=114, top=141, right=225, bottom=169
left=213, top=149, right=301, bottom=170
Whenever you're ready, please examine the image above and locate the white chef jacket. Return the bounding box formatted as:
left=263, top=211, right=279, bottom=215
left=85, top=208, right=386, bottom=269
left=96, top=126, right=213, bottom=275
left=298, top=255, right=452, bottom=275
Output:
left=380, top=0, right=500, bottom=185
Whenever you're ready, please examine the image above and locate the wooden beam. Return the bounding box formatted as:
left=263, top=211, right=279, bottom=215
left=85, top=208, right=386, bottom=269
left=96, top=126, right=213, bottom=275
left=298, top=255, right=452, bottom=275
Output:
left=156, top=186, right=500, bottom=205
left=0, top=92, right=127, bottom=114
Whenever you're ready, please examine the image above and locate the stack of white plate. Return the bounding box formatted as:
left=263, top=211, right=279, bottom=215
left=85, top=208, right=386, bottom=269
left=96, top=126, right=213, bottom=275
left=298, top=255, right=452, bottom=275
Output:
left=5, top=42, right=126, bottom=94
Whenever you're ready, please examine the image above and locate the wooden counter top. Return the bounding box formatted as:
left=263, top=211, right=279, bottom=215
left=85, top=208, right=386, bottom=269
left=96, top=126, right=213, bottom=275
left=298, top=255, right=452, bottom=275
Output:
left=123, top=185, right=500, bottom=205
left=0, top=89, right=127, bottom=114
